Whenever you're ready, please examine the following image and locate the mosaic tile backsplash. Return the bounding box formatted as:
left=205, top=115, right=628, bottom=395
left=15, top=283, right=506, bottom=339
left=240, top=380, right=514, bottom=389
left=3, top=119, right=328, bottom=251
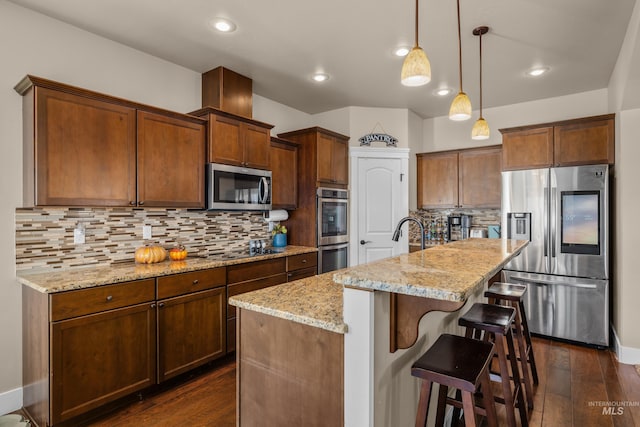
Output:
left=15, top=208, right=272, bottom=271
left=408, top=208, right=501, bottom=242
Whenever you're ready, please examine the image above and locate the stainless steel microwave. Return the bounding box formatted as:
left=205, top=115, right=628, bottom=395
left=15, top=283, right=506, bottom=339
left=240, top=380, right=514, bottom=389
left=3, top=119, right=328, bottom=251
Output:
left=206, top=163, right=272, bottom=211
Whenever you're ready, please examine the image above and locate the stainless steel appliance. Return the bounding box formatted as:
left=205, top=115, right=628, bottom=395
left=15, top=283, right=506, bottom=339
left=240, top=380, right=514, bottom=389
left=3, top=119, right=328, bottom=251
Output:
left=206, top=163, right=271, bottom=211
left=502, top=164, right=609, bottom=346
left=317, top=187, right=349, bottom=273
left=447, top=214, right=472, bottom=241
left=461, top=214, right=472, bottom=240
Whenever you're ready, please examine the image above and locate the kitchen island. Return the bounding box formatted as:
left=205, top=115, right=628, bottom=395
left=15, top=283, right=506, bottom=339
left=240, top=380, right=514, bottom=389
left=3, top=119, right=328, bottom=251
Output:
left=229, top=238, right=527, bottom=427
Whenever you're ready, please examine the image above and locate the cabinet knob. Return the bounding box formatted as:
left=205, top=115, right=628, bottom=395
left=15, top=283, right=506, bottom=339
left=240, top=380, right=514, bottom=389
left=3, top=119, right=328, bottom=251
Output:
left=139, top=201, right=145, bottom=206
left=158, top=302, right=165, bottom=308
left=302, top=259, right=307, bottom=263
left=287, top=273, right=293, bottom=277
left=150, top=303, right=156, bottom=308
left=129, top=201, right=135, bottom=206
left=192, top=279, right=199, bottom=285
left=106, top=295, right=113, bottom=302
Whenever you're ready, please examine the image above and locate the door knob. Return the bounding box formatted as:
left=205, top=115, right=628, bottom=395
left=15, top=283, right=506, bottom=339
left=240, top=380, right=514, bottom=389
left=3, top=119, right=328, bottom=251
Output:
left=360, top=240, right=372, bottom=245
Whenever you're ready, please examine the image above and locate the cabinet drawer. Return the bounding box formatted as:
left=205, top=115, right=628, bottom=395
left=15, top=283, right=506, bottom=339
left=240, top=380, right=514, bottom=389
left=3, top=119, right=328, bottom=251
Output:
left=287, top=266, right=317, bottom=282
left=227, top=273, right=288, bottom=318
left=157, top=267, right=226, bottom=299
left=287, top=253, right=317, bottom=271
left=50, top=279, right=156, bottom=322
left=227, top=258, right=286, bottom=284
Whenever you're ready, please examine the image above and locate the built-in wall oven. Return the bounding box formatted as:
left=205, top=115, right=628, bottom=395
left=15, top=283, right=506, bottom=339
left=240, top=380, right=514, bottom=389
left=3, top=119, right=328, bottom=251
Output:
left=317, top=187, right=348, bottom=273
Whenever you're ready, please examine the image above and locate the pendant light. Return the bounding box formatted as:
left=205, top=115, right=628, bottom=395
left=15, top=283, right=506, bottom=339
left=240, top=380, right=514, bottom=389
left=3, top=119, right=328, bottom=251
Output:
left=449, top=0, right=471, bottom=121
left=401, top=0, right=431, bottom=86
left=472, top=26, right=490, bottom=140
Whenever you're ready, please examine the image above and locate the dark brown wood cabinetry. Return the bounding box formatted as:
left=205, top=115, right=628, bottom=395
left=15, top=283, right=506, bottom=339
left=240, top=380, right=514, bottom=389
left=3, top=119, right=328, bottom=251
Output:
left=191, top=107, right=274, bottom=170
left=416, top=146, right=502, bottom=209
left=286, top=252, right=318, bottom=280
left=276, top=127, right=350, bottom=247
left=156, top=268, right=226, bottom=382
left=500, top=114, right=614, bottom=170
left=270, top=137, right=299, bottom=209
left=15, top=75, right=207, bottom=208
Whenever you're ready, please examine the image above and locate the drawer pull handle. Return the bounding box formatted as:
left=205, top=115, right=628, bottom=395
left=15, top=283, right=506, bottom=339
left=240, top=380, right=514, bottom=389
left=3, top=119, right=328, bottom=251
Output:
left=287, top=273, right=293, bottom=277
left=106, top=295, right=113, bottom=302
left=158, top=302, right=165, bottom=308
left=193, top=279, right=199, bottom=285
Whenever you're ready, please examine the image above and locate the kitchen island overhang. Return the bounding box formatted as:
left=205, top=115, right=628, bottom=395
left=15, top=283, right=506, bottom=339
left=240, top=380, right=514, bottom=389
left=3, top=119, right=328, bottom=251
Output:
left=230, top=238, right=528, bottom=427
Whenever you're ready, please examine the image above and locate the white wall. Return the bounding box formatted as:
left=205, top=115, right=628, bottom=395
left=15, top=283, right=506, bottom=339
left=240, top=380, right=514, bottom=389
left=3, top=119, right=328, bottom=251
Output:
left=347, top=107, right=409, bottom=148
left=253, top=94, right=312, bottom=136
left=407, top=111, right=423, bottom=210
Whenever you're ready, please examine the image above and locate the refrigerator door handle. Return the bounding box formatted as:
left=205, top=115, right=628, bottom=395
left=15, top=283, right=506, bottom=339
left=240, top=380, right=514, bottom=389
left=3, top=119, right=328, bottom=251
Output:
left=543, top=188, right=548, bottom=258
left=509, top=275, right=598, bottom=289
left=551, top=187, right=557, bottom=259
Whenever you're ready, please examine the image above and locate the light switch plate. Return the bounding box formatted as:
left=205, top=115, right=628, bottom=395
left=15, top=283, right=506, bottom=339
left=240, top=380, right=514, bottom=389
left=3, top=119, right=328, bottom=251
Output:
left=143, top=225, right=152, bottom=239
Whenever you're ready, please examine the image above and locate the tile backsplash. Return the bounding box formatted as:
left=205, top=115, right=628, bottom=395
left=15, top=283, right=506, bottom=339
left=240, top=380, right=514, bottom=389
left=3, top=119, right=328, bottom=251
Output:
left=15, top=208, right=272, bottom=271
left=408, top=208, right=501, bottom=242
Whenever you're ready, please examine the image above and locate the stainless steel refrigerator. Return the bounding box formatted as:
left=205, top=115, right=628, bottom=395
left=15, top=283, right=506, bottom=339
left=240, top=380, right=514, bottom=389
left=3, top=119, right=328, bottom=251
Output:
left=502, top=164, right=609, bottom=347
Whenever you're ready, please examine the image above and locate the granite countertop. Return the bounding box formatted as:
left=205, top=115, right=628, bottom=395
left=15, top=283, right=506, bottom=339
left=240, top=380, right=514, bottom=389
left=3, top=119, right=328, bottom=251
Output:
left=228, top=239, right=526, bottom=334
left=229, top=272, right=346, bottom=334
left=17, top=246, right=317, bottom=294
left=333, top=238, right=528, bottom=302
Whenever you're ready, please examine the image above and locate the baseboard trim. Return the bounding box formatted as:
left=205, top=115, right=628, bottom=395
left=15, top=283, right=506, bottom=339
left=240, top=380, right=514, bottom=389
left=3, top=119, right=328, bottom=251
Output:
left=0, top=386, right=22, bottom=416
left=611, top=325, right=640, bottom=364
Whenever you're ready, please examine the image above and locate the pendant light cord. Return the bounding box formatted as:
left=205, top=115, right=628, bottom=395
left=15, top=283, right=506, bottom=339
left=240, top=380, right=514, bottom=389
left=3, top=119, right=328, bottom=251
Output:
left=479, top=30, right=483, bottom=118
left=415, top=0, right=419, bottom=47
left=457, top=0, right=463, bottom=92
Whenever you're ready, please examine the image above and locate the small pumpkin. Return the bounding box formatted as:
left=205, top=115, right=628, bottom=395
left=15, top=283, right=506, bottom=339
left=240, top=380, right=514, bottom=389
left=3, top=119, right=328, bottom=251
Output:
left=169, top=245, right=188, bottom=261
left=134, top=245, right=167, bottom=264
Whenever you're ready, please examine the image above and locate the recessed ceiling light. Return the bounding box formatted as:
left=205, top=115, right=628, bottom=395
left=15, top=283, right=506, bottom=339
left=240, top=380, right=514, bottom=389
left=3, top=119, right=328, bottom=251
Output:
left=526, top=67, right=549, bottom=77
left=433, top=88, right=453, bottom=96
left=394, top=47, right=410, bottom=57
left=312, top=73, right=330, bottom=83
left=210, top=18, right=236, bottom=33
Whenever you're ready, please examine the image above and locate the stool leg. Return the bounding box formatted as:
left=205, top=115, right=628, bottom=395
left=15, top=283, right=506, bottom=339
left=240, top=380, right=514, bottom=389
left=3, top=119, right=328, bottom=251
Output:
left=519, top=300, right=539, bottom=385
left=513, top=302, right=534, bottom=410
left=435, top=385, right=448, bottom=427
left=415, top=380, right=433, bottom=427
left=451, top=389, right=462, bottom=426
left=494, top=333, right=518, bottom=427
left=461, top=391, right=478, bottom=427
left=479, top=369, right=498, bottom=427
left=505, top=328, right=529, bottom=427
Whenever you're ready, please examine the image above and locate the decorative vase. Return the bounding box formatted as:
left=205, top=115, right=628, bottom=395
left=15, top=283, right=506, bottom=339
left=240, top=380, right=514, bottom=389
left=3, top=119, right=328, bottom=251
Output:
left=273, top=233, right=287, bottom=248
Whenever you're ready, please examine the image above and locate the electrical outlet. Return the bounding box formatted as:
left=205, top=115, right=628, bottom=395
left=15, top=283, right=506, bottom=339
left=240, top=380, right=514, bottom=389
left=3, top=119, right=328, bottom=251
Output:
left=73, top=224, right=85, bottom=244
left=143, top=225, right=152, bottom=239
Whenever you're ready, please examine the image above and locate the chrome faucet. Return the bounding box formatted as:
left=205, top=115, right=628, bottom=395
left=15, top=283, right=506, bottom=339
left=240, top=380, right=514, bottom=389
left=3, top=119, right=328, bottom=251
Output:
left=392, top=216, right=425, bottom=250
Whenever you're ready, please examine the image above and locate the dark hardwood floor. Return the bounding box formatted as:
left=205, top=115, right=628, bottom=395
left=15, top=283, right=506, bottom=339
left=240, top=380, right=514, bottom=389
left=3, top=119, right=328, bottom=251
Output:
left=68, top=338, right=639, bottom=426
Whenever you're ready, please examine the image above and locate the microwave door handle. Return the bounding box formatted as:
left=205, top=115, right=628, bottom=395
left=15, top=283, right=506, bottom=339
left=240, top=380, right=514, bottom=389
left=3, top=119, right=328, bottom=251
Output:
left=259, top=177, right=269, bottom=204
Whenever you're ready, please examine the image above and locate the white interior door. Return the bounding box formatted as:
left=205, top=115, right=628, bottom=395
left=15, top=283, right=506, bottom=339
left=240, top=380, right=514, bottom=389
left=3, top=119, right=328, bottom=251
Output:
left=357, top=157, right=404, bottom=265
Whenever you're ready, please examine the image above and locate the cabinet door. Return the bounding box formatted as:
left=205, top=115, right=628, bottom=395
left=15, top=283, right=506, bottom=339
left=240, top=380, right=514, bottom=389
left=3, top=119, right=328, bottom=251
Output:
left=501, top=127, right=553, bottom=170
left=458, top=147, right=502, bottom=208
left=332, top=137, right=349, bottom=185
left=157, top=287, right=226, bottom=382
left=270, top=139, right=298, bottom=209
left=554, top=118, right=614, bottom=166
left=316, top=133, right=335, bottom=185
left=137, top=111, right=205, bottom=208
left=51, top=303, right=156, bottom=424
left=417, top=152, right=459, bottom=208
left=243, top=124, right=271, bottom=170
left=34, top=87, right=136, bottom=206
left=208, top=114, right=243, bottom=166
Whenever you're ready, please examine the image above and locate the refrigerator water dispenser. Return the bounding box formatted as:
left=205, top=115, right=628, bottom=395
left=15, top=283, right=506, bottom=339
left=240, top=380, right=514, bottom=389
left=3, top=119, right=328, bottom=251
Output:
left=507, top=212, right=531, bottom=241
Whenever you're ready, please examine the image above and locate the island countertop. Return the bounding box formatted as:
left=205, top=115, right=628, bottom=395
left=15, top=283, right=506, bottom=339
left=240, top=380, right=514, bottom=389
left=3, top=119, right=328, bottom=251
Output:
left=17, top=246, right=317, bottom=293
left=229, top=238, right=527, bottom=333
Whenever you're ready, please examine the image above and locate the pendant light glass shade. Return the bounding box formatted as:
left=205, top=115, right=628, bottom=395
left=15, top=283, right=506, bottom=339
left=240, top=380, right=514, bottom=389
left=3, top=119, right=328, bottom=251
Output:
left=449, top=92, right=472, bottom=121
left=471, top=117, right=490, bottom=139
left=401, top=46, right=431, bottom=86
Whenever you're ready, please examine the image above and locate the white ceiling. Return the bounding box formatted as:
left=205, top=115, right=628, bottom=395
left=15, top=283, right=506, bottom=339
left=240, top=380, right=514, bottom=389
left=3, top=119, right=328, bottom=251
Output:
left=8, top=0, right=636, bottom=118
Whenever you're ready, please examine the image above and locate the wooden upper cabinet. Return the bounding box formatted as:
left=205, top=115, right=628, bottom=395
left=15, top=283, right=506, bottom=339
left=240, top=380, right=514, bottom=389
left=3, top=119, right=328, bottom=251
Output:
left=316, top=132, right=349, bottom=186
left=458, top=146, right=502, bottom=208
left=137, top=111, right=206, bottom=208
left=30, top=86, right=137, bottom=207
left=500, top=114, right=615, bottom=170
left=192, top=107, right=273, bottom=170
left=554, top=117, right=614, bottom=166
left=331, top=136, right=349, bottom=185
left=417, top=151, right=459, bottom=208
left=270, top=137, right=299, bottom=209
left=501, top=127, right=553, bottom=170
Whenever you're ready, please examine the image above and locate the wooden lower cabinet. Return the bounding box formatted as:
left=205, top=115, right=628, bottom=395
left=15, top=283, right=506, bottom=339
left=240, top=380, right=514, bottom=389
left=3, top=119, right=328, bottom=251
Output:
left=51, top=303, right=156, bottom=424
left=287, top=252, right=318, bottom=280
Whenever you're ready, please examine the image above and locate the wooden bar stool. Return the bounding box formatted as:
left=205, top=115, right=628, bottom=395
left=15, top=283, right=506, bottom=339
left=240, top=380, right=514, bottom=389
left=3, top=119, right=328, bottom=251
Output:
left=411, top=333, right=498, bottom=427
left=458, top=303, right=529, bottom=427
left=485, top=282, right=539, bottom=411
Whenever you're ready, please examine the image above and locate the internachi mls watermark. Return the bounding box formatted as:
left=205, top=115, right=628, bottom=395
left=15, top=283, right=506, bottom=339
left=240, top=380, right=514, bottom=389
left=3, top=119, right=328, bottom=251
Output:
left=588, top=400, right=640, bottom=416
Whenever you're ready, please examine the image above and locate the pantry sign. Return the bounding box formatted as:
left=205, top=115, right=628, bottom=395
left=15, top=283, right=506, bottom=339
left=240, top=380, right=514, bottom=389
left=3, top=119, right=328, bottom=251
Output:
left=358, top=133, right=398, bottom=147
